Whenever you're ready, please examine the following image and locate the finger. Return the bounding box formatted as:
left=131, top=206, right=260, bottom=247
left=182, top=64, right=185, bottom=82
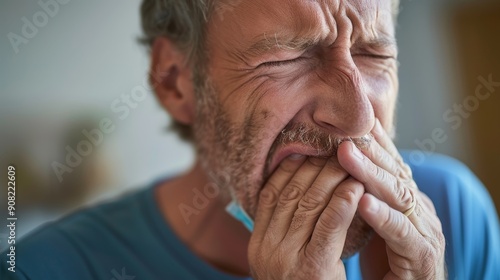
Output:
left=361, top=193, right=446, bottom=279
left=362, top=136, right=401, bottom=178
left=358, top=193, right=425, bottom=258
left=338, top=141, right=415, bottom=213
left=264, top=157, right=328, bottom=244
left=406, top=193, right=443, bottom=238
left=307, top=178, right=365, bottom=260
left=370, top=119, right=413, bottom=179
left=371, top=118, right=402, bottom=162
left=253, top=154, right=306, bottom=242
left=406, top=202, right=438, bottom=238
left=283, top=157, right=349, bottom=245
left=417, top=191, right=437, bottom=215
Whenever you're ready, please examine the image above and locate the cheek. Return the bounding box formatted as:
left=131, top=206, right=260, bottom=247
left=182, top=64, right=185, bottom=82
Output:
left=218, top=69, right=310, bottom=130
left=360, top=66, right=398, bottom=128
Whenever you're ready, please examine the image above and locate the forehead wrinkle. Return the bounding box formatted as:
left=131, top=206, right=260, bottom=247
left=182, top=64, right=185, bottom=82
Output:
left=343, top=4, right=370, bottom=44
left=318, top=0, right=340, bottom=45
left=234, top=0, right=327, bottom=59
left=339, top=0, right=393, bottom=47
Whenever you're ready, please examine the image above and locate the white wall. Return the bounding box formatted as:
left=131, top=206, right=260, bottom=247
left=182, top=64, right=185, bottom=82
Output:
left=0, top=0, right=194, bottom=195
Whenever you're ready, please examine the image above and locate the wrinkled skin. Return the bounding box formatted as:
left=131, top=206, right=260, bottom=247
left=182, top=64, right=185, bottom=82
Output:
left=172, top=0, right=446, bottom=278
left=200, top=0, right=398, bottom=217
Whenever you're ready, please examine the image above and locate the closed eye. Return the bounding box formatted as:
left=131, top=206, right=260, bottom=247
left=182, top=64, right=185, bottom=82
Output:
left=353, top=54, right=395, bottom=60
left=258, top=57, right=306, bottom=68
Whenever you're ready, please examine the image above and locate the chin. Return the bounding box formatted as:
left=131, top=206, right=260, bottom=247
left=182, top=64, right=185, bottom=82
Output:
left=340, top=213, right=374, bottom=259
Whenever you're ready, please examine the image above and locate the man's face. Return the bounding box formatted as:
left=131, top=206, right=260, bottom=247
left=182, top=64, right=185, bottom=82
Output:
left=193, top=0, right=398, bottom=256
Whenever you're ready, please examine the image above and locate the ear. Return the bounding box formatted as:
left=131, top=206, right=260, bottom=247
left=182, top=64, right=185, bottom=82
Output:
left=150, top=37, right=196, bottom=125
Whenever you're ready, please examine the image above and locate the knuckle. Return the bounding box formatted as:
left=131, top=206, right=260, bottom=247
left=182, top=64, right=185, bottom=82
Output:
left=403, top=162, right=413, bottom=177
left=279, top=183, right=303, bottom=203
left=304, top=181, right=363, bottom=236
left=396, top=167, right=410, bottom=182
left=394, top=180, right=414, bottom=209
left=371, top=162, right=384, bottom=180
left=306, top=237, right=329, bottom=257
left=318, top=202, right=350, bottom=232
left=301, top=251, right=326, bottom=270
left=258, top=186, right=279, bottom=207
left=298, top=189, right=329, bottom=212
left=309, top=235, right=336, bottom=261
left=334, top=181, right=362, bottom=203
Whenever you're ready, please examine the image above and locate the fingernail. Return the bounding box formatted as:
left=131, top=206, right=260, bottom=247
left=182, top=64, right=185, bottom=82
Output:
left=351, top=143, right=364, bottom=160
left=288, top=154, right=305, bottom=160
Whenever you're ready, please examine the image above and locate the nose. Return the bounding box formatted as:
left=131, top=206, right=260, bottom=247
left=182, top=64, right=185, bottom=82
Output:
left=311, top=64, right=375, bottom=138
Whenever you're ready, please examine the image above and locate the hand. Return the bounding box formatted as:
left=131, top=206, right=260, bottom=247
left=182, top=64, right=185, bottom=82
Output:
left=248, top=154, right=363, bottom=280
left=337, top=119, right=446, bottom=279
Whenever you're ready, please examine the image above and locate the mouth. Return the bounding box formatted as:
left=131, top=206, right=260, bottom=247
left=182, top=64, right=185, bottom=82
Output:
left=264, top=133, right=374, bottom=179
left=265, top=143, right=337, bottom=179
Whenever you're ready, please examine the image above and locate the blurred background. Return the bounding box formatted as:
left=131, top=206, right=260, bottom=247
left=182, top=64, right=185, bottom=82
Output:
left=0, top=0, right=499, bottom=252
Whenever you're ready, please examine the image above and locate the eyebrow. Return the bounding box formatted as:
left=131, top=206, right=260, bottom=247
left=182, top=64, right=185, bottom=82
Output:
left=243, top=33, right=320, bottom=58
left=242, top=33, right=397, bottom=58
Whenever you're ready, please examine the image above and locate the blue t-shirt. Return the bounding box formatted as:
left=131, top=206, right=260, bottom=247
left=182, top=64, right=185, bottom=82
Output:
left=1, top=152, right=500, bottom=280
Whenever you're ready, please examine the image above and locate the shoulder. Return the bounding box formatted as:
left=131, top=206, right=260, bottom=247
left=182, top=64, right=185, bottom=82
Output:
left=401, top=150, right=490, bottom=203
left=401, top=150, right=500, bottom=279
left=1, top=188, right=148, bottom=280
left=402, top=150, right=474, bottom=182
left=400, top=150, right=496, bottom=225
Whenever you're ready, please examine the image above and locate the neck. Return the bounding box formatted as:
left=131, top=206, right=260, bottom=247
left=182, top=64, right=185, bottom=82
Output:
left=154, top=160, right=252, bottom=276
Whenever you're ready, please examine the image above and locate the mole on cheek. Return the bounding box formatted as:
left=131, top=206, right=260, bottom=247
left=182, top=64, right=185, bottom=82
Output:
left=261, top=110, right=269, bottom=120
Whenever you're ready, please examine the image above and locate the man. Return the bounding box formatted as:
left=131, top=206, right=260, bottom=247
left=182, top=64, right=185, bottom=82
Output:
left=2, top=0, right=499, bottom=279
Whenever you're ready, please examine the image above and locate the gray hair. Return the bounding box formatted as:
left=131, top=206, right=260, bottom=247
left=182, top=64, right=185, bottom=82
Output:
left=139, top=0, right=400, bottom=142
left=140, top=0, right=210, bottom=65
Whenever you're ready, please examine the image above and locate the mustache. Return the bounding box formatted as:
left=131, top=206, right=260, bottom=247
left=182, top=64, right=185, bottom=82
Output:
left=273, top=122, right=373, bottom=155
left=265, top=122, right=373, bottom=176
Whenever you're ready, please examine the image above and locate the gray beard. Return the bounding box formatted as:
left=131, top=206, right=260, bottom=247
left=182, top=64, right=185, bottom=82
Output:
left=192, top=74, right=374, bottom=258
